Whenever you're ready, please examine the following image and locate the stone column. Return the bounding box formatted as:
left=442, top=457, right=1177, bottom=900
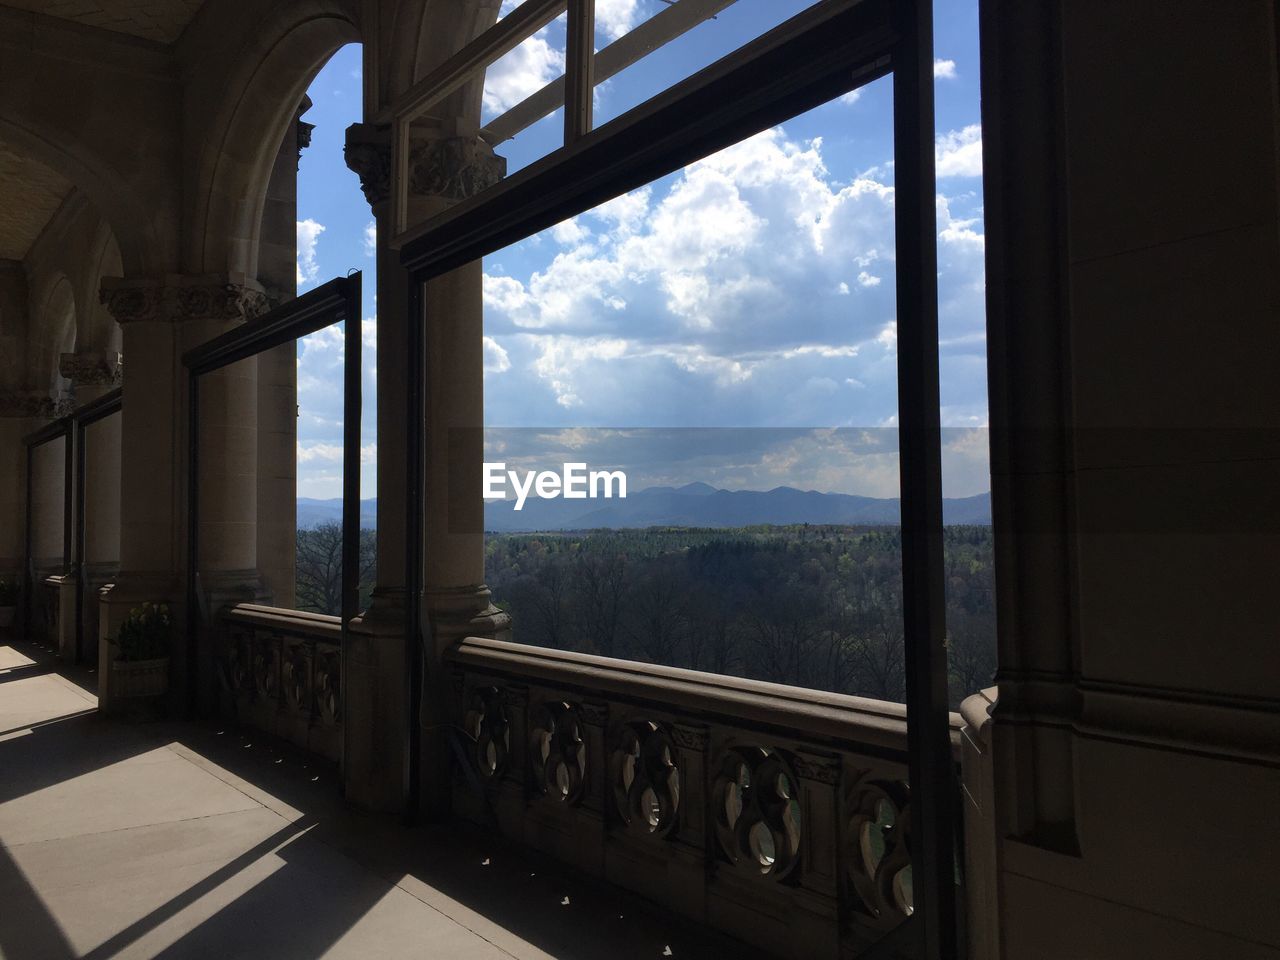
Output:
left=253, top=98, right=312, bottom=610
left=60, top=350, right=123, bottom=663
left=0, top=392, right=71, bottom=646
left=343, top=120, right=508, bottom=813
left=98, top=276, right=271, bottom=715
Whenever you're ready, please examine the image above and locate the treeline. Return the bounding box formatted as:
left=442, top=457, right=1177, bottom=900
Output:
left=295, top=522, right=997, bottom=707
left=485, top=524, right=996, bottom=707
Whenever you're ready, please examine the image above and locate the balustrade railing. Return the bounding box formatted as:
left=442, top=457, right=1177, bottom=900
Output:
left=217, top=603, right=342, bottom=761
left=446, top=636, right=962, bottom=960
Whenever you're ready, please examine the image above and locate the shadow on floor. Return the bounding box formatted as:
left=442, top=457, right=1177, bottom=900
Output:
left=0, top=637, right=771, bottom=960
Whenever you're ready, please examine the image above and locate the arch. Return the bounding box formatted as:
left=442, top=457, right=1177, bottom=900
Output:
left=382, top=0, right=501, bottom=117
left=77, top=219, right=124, bottom=355
left=0, top=118, right=169, bottom=277
left=188, top=0, right=360, bottom=279
left=35, top=275, right=76, bottom=396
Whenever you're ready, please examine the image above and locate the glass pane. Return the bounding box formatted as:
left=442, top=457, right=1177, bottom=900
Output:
left=483, top=10, right=568, bottom=175
left=933, top=0, right=994, bottom=708
left=481, top=85, right=911, bottom=702
left=592, top=0, right=819, bottom=129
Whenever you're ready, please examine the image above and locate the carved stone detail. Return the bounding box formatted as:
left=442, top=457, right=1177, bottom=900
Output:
left=100, top=276, right=271, bottom=325
left=611, top=719, right=680, bottom=837
left=712, top=745, right=803, bottom=880
left=0, top=391, right=74, bottom=419
left=671, top=723, right=709, bottom=752
left=407, top=136, right=506, bottom=203
left=792, top=750, right=840, bottom=785
left=345, top=123, right=506, bottom=211
left=463, top=685, right=511, bottom=780
left=529, top=700, right=587, bottom=804
left=581, top=701, right=609, bottom=726
left=845, top=777, right=914, bottom=928
left=344, top=136, right=392, bottom=207
left=296, top=95, right=315, bottom=169
left=60, top=352, right=122, bottom=387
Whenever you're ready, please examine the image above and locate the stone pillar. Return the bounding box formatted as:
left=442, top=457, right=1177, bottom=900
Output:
left=98, top=276, right=271, bottom=715
left=60, top=351, right=123, bottom=663
left=343, top=120, right=508, bottom=813
left=253, top=98, right=312, bottom=610
left=0, top=392, right=71, bottom=648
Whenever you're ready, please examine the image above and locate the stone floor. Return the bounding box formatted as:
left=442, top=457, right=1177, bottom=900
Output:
left=0, top=638, right=764, bottom=960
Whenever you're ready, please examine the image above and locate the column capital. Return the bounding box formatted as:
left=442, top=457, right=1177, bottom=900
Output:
left=0, top=389, right=73, bottom=419
left=60, top=351, right=122, bottom=388
left=99, top=275, right=272, bottom=326
left=344, top=122, right=506, bottom=211
left=296, top=95, right=315, bottom=171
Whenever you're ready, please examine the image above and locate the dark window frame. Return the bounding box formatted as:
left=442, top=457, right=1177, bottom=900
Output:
left=397, top=0, right=957, bottom=955
left=182, top=274, right=363, bottom=719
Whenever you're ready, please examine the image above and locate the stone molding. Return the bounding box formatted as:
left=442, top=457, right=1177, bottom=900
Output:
left=100, top=275, right=271, bottom=325
left=0, top=390, right=73, bottom=419
left=60, top=351, right=122, bottom=387
left=344, top=123, right=506, bottom=210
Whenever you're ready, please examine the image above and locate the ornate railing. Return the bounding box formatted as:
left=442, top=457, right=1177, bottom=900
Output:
left=217, top=604, right=342, bottom=761
left=36, top=574, right=61, bottom=647
left=446, top=636, right=962, bottom=960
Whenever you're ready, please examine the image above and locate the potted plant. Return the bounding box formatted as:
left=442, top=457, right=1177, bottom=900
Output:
left=0, top=577, right=17, bottom=630
left=110, top=602, right=173, bottom=698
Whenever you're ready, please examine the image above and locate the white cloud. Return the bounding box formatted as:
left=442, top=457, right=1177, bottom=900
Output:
left=296, top=219, right=325, bottom=285
left=297, top=441, right=377, bottom=464
left=858, top=270, right=882, bottom=288
left=839, top=89, right=862, bottom=106
left=362, top=220, right=376, bottom=256
left=936, top=124, right=982, bottom=177
left=934, top=58, right=957, bottom=80
left=595, top=0, right=643, bottom=40
left=484, top=336, right=511, bottom=374
left=483, top=30, right=564, bottom=115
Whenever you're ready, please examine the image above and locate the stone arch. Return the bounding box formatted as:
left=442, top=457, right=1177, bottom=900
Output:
left=34, top=275, right=76, bottom=397
left=78, top=220, right=124, bottom=357
left=0, top=118, right=170, bottom=277
left=188, top=0, right=361, bottom=280
left=380, top=0, right=501, bottom=114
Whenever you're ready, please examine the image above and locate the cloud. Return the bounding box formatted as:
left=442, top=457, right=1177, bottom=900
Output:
left=484, top=335, right=511, bottom=374
left=297, top=441, right=377, bottom=464
left=934, top=58, right=957, bottom=79
left=296, top=219, right=325, bottom=285
left=483, top=28, right=565, bottom=116
left=839, top=89, right=862, bottom=105
left=595, top=0, right=643, bottom=41
left=936, top=124, right=982, bottom=177
left=362, top=220, right=376, bottom=256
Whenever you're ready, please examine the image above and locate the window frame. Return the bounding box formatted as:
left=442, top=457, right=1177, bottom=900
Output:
left=397, top=0, right=958, bottom=954
left=182, top=273, right=363, bottom=717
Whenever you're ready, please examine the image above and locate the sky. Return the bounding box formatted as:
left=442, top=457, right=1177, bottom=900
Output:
left=293, top=0, right=988, bottom=502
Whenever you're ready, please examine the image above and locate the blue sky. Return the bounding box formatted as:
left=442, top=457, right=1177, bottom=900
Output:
left=294, top=0, right=987, bottom=501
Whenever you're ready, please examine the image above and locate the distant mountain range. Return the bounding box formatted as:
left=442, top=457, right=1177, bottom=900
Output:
left=297, top=484, right=991, bottom=531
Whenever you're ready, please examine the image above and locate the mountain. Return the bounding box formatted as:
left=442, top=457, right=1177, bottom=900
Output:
left=296, top=498, right=378, bottom=530
left=295, top=486, right=991, bottom=531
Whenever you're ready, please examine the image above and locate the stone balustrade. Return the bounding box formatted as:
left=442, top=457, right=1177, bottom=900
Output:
left=446, top=636, right=963, bottom=960
left=218, top=603, right=342, bottom=761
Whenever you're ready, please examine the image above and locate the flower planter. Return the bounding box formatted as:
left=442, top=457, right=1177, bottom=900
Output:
left=111, top=656, right=170, bottom=698
left=0, top=605, right=15, bottom=630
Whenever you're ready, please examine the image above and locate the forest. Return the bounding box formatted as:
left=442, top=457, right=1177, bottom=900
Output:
left=295, top=523, right=996, bottom=708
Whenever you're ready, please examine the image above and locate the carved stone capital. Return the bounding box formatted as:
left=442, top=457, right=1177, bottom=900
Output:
left=0, top=390, right=74, bottom=419
left=59, top=351, right=122, bottom=387
left=407, top=135, right=506, bottom=204
left=296, top=95, right=315, bottom=170
left=100, top=276, right=271, bottom=325
left=344, top=122, right=506, bottom=211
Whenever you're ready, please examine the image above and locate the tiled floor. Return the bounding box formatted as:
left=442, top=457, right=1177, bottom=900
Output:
left=0, top=640, right=760, bottom=960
